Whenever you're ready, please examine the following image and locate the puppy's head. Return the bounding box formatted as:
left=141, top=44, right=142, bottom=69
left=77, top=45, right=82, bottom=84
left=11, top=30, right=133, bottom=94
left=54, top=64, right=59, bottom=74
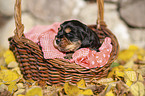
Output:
left=53, top=20, right=100, bottom=52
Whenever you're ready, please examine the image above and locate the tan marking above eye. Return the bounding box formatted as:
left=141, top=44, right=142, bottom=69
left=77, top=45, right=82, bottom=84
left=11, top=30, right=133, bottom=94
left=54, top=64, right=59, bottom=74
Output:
left=65, top=28, right=71, bottom=33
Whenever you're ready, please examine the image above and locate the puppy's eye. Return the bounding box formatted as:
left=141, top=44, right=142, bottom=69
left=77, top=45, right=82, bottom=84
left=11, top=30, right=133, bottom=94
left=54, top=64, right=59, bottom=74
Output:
left=58, top=28, right=61, bottom=31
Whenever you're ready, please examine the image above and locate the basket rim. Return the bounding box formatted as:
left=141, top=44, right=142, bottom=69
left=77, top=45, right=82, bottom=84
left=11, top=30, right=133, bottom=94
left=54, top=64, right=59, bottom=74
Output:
left=11, top=24, right=119, bottom=69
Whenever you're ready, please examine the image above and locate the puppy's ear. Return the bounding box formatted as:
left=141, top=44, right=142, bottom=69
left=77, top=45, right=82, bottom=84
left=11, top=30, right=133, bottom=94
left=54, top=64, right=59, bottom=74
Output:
left=81, top=27, right=101, bottom=50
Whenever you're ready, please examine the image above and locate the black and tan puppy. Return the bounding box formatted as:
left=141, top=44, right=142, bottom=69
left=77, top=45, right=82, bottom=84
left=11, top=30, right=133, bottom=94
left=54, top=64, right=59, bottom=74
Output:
left=53, top=20, right=100, bottom=58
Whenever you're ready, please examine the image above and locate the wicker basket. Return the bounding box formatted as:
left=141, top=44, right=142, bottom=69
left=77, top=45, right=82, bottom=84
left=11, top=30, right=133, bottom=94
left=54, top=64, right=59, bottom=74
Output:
left=9, top=0, right=119, bottom=86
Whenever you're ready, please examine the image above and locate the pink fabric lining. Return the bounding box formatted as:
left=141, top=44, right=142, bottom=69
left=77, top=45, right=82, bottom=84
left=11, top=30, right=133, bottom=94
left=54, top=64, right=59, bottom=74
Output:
left=25, top=23, right=66, bottom=59
left=70, top=37, right=112, bottom=68
left=25, top=23, right=112, bottom=69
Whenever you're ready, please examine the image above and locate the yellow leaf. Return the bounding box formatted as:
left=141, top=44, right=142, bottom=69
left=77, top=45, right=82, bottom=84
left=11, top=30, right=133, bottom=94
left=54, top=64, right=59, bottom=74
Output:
left=137, top=67, right=145, bottom=76
left=132, top=64, right=139, bottom=71
left=125, top=79, right=132, bottom=87
left=108, top=66, right=120, bottom=78
left=107, top=71, right=114, bottom=78
left=77, top=79, right=86, bottom=88
left=95, top=78, right=113, bottom=85
left=124, top=60, right=134, bottom=69
left=80, top=89, right=94, bottom=95
left=118, top=45, right=145, bottom=62
left=7, top=61, right=18, bottom=68
left=106, top=90, right=115, bottom=96
left=128, top=45, right=138, bottom=51
left=13, top=89, right=25, bottom=96
left=3, top=49, right=16, bottom=64
left=108, top=65, right=125, bottom=78
left=0, top=82, right=3, bottom=85
left=138, top=73, right=144, bottom=82
left=124, top=71, right=137, bottom=82
left=0, top=69, right=20, bottom=84
left=137, top=55, right=143, bottom=60
left=118, top=65, right=125, bottom=71
left=12, top=67, right=22, bottom=76
left=26, top=86, right=43, bottom=96
left=130, top=81, right=144, bottom=96
left=17, top=94, right=25, bottom=96
left=124, top=68, right=133, bottom=71
left=8, top=81, right=18, bottom=93
left=115, top=70, right=124, bottom=77
left=16, top=83, right=24, bottom=89
left=0, top=65, right=7, bottom=70
left=64, top=82, right=80, bottom=96
left=0, top=83, right=8, bottom=92
left=137, top=49, right=145, bottom=60
left=118, top=50, right=134, bottom=61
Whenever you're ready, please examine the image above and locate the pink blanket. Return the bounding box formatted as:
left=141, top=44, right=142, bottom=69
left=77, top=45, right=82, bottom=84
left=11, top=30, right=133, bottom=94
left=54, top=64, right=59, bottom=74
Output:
left=70, top=37, right=112, bottom=68
left=25, top=23, right=66, bottom=59
left=25, top=23, right=112, bottom=69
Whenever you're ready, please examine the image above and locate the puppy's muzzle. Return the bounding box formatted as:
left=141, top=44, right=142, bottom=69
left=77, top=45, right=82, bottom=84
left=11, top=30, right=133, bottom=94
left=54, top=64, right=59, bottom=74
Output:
left=53, top=37, right=81, bottom=52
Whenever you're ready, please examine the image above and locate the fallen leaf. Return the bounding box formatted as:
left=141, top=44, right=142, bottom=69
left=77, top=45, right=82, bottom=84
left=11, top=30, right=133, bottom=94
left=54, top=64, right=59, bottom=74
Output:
left=130, top=81, right=144, bottom=96
left=0, top=69, right=20, bottom=84
left=0, top=83, right=8, bottom=92
left=108, top=65, right=125, bottom=78
left=80, top=89, right=94, bottom=95
left=124, top=71, right=137, bottom=82
left=115, top=70, right=124, bottom=77
left=107, top=66, right=120, bottom=78
left=136, top=48, right=145, bottom=60
left=45, top=85, right=63, bottom=96
left=124, top=60, right=134, bottom=69
left=3, top=50, right=16, bottom=64
left=64, top=82, right=80, bottom=96
left=26, top=86, right=43, bottom=96
left=117, top=65, right=125, bottom=71
left=105, top=90, right=115, bottom=96
left=8, top=81, right=18, bottom=93
left=17, top=94, right=25, bottom=96
left=137, top=65, right=145, bottom=76
left=77, top=79, right=86, bottom=89
left=125, top=79, right=133, bottom=87
left=0, top=82, right=3, bottom=85
left=0, top=65, right=7, bottom=70
left=118, top=50, right=134, bottom=62
left=12, top=67, right=22, bottom=77
left=16, top=83, right=25, bottom=90
left=138, top=73, right=144, bottom=81
left=95, top=78, right=114, bottom=85
left=117, top=45, right=140, bottom=62
left=124, top=68, right=133, bottom=71
left=107, top=70, right=114, bottom=78
left=7, top=61, right=18, bottom=68
left=128, top=45, right=139, bottom=51
left=13, top=89, right=25, bottom=96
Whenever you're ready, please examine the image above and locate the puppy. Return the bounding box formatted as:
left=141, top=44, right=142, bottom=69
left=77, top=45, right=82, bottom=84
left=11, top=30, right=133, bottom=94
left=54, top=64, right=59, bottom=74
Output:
left=53, top=20, right=101, bottom=59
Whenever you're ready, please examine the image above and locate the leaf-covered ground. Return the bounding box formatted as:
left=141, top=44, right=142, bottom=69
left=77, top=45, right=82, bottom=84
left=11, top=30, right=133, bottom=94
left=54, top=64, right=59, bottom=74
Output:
left=0, top=45, right=145, bottom=96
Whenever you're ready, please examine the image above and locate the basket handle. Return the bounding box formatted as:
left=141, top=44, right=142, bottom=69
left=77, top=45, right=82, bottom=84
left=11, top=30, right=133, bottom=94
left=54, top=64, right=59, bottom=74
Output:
left=14, top=0, right=106, bottom=37
left=14, top=0, right=24, bottom=38
left=96, top=0, right=106, bottom=29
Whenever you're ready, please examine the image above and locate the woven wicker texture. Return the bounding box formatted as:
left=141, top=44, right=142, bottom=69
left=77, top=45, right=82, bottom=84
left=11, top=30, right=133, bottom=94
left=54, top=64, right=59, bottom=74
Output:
left=9, top=0, right=119, bottom=85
